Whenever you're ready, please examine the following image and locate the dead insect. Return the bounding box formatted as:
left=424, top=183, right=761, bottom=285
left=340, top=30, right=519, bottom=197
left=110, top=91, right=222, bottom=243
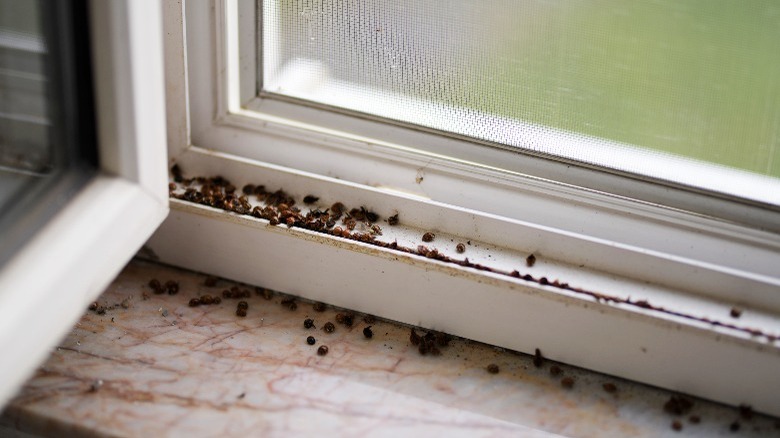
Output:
left=560, top=377, right=575, bottom=389
left=533, top=348, right=544, bottom=368
left=260, top=288, right=273, bottom=300
left=317, top=345, right=329, bottom=356
left=304, top=318, right=315, bottom=329
left=671, top=420, right=683, bottom=431
left=664, top=395, right=694, bottom=415
left=165, top=280, right=179, bottom=295
left=349, top=208, right=365, bottom=221
left=387, top=213, right=399, bottom=226
left=313, top=302, right=326, bottom=312
left=236, top=308, right=247, bottom=317
left=237, top=301, right=249, bottom=310
left=213, top=296, right=221, bottom=304
left=189, top=298, right=201, bottom=307
left=602, top=383, right=617, bottom=393
left=88, top=302, right=99, bottom=311
left=526, top=254, right=536, bottom=267
left=242, top=184, right=255, bottom=195
left=435, top=332, right=451, bottom=347
left=335, top=313, right=356, bottom=326
left=323, top=322, right=335, bottom=333
left=204, top=276, right=218, bottom=287
left=363, top=207, right=379, bottom=223
left=307, top=336, right=316, bottom=345
left=549, top=365, right=563, bottom=377
left=730, top=307, right=742, bottom=318
left=168, top=182, right=176, bottom=192
left=456, top=243, right=466, bottom=253
left=738, top=404, right=753, bottom=420
left=171, top=164, right=183, bottom=182
left=281, top=297, right=297, bottom=310
left=331, top=202, right=346, bottom=215
left=363, top=326, right=373, bottom=338
left=303, top=195, right=319, bottom=204
left=410, top=329, right=421, bottom=346
left=149, top=279, right=163, bottom=294
left=200, top=295, right=214, bottom=305
left=486, top=364, right=499, bottom=374
left=422, top=232, right=435, bottom=242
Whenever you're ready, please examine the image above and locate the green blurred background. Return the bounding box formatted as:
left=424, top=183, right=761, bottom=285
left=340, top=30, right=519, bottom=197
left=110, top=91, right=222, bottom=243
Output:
left=468, top=1, right=780, bottom=177
left=273, top=0, right=780, bottom=178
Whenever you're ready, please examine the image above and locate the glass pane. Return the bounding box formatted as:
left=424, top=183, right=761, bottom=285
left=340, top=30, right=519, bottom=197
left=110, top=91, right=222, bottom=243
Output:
left=0, top=0, right=50, bottom=173
left=0, top=0, right=97, bottom=265
left=262, top=0, right=780, bottom=201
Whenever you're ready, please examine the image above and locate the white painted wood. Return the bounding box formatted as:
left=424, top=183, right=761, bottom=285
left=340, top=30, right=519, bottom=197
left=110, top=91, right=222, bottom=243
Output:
left=0, top=0, right=169, bottom=407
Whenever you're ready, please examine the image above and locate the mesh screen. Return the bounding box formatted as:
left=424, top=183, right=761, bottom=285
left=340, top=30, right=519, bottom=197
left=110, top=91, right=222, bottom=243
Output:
left=262, top=0, right=780, bottom=181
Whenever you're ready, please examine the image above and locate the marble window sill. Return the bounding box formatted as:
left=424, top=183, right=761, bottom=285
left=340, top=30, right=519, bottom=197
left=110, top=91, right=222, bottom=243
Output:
left=1, top=259, right=778, bottom=437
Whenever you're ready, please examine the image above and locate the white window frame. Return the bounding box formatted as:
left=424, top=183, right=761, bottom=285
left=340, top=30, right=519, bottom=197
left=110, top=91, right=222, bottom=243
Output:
left=150, top=0, right=780, bottom=416
left=0, top=0, right=168, bottom=406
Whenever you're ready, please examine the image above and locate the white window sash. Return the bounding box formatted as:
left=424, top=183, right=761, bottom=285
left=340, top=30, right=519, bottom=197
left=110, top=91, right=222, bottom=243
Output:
left=0, top=0, right=169, bottom=406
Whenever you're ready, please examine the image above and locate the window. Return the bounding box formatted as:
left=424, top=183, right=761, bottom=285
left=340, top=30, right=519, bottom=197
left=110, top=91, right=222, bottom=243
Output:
left=261, top=0, right=780, bottom=206
left=151, top=1, right=780, bottom=415
left=0, top=0, right=168, bottom=405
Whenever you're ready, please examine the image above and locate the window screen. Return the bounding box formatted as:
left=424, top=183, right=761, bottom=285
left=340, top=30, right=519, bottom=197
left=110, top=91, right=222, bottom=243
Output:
left=261, top=1, right=780, bottom=202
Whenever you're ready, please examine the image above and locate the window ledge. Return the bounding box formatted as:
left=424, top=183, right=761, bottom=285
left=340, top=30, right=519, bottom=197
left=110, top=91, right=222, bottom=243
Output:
left=3, top=258, right=779, bottom=436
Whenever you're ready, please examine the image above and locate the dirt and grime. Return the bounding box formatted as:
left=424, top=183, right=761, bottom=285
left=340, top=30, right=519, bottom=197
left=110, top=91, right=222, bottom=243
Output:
left=167, top=169, right=778, bottom=343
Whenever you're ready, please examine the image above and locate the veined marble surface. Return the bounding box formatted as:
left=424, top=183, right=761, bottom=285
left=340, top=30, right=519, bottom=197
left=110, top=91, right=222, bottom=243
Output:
left=2, top=259, right=778, bottom=437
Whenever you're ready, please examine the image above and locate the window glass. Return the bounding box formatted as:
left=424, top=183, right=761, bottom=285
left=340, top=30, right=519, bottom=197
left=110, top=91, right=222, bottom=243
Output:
left=0, top=0, right=50, bottom=174
left=261, top=0, right=780, bottom=197
left=0, top=0, right=97, bottom=265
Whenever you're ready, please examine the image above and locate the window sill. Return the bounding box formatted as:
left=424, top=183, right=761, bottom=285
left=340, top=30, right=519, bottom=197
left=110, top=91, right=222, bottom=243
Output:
left=3, top=258, right=778, bottom=436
